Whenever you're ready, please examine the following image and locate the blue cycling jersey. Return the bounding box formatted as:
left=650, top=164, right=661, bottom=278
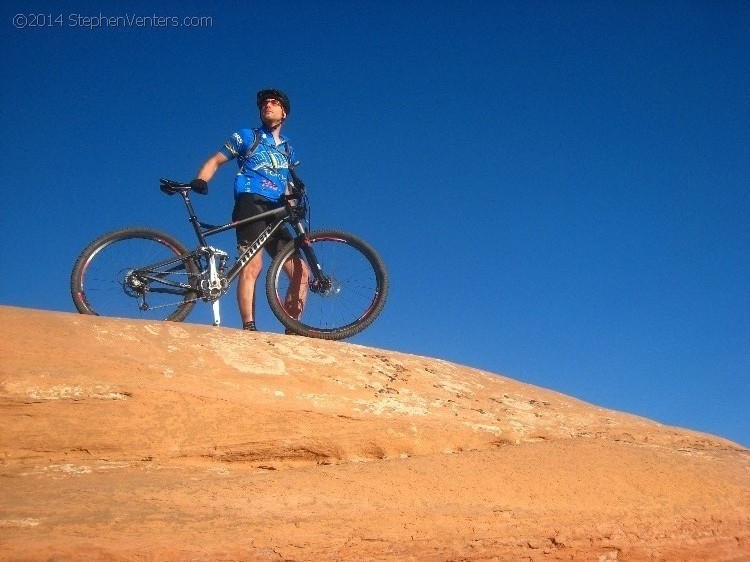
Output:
left=219, top=126, right=296, bottom=202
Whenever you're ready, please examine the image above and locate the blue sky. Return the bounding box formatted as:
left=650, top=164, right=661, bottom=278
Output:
left=2, top=1, right=748, bottom=447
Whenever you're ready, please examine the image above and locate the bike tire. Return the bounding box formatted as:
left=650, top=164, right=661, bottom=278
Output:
left=266, top=229, right=388, bottom=340
left=71, top=227, right=199, bottom=322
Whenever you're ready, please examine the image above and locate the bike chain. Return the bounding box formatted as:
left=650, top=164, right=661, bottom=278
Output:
left=138, top=270, right=201, bottom=311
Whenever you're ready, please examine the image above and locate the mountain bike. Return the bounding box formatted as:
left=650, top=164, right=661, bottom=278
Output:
left=70, top=169, right=388, bottom=340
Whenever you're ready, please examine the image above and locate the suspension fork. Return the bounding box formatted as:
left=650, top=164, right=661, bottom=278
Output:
left=291, top=220, right=325, bottom=282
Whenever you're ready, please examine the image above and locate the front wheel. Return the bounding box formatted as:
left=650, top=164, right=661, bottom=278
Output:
left=71, top=227, right=199, bottom=322
left=266, top=229, right=388, bottom=340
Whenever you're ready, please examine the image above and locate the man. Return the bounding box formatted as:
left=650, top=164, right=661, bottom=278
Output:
left=190, top=88, right=308, bottom=332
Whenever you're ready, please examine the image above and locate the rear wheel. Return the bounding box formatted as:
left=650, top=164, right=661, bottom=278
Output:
left=266, top=229, right=388, bottom=340
left=71, top=228, right=199, bottom=321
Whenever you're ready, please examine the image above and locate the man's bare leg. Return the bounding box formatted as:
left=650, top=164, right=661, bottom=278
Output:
left=282, top=256, right=309, bottom=320
left=237, top=252, right=263, bottom=328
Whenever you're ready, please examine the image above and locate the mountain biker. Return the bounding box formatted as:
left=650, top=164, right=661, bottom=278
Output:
left=189, top=88, right=308, bottom=333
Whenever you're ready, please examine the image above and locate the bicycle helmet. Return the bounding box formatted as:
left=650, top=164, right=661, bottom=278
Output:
left=256, top=88, right=291, bottom=116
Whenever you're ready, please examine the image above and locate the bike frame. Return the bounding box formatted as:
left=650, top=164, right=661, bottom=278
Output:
left=139, top=189, right=324, bottom=326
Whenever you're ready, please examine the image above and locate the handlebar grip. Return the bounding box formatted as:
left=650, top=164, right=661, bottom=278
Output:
left=288, top=166, right=305, bottom=189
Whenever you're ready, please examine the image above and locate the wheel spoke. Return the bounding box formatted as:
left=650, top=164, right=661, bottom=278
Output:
left=267, top=230, right=388, bottom=339
left=72, top=229, right=198, bottom=322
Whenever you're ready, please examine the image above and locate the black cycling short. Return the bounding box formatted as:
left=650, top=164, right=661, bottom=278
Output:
left=232, top=193, right=293, bottom=259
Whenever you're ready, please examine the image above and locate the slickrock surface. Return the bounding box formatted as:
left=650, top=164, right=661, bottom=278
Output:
left=1, top=305, right=748, bottom=561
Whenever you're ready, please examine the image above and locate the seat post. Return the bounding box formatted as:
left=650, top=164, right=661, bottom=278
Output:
left=181, top=192, right=209, bottom=247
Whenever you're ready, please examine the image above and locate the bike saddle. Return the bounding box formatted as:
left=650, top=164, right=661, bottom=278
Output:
left=159, top=178, right=191, bottom=195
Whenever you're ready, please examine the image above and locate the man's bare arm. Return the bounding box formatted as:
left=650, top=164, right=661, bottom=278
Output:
left=197, top=152, right=229, bottom=182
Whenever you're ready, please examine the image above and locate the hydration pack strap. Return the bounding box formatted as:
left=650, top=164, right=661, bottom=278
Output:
left=244, top=128, right=291, bottom=161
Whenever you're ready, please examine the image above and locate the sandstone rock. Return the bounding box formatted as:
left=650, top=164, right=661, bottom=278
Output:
left=1, top=306, right=747, bottom=560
